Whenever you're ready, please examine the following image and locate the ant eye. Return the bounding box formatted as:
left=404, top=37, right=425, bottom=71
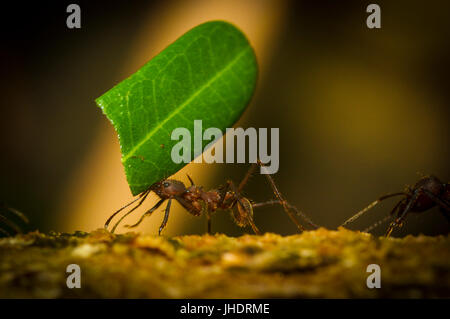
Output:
left=163, top=182, right=170, bottom=188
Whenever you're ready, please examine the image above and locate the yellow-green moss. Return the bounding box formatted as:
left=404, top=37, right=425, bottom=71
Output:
left=0, top=228, right=449, bottom=298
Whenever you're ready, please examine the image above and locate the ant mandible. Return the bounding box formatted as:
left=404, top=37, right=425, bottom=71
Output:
left=105, top=160, right=318, bottom=235
left=341, top=175, right=450, bottom=237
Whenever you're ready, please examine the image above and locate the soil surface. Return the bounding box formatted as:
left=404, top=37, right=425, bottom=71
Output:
left=0, top=228, right=449, bottom=298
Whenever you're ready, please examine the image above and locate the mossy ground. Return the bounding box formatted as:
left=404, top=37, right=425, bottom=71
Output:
left=0, top=228, right=449, bottom=298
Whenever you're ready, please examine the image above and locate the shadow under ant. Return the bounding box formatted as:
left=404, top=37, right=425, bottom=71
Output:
left=341, top=175, right=449, bottom=237
left=105, top=160, right=319, bottom=235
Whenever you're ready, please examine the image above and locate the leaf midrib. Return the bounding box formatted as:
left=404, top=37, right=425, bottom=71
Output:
left=122, top=46, right=251, bottom=163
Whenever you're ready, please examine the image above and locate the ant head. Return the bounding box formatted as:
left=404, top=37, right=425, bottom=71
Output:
left=151, top=179, right=186, bottom=198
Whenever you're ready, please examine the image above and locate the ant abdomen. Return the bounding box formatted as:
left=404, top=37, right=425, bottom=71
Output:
left=232, top=198, right=254, bottom=228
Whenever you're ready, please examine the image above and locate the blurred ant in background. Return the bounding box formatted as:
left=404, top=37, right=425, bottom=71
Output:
left=0, top=202, right=29, bottom=237
left=341, top=175, right=449, bottom=237
left=106, top=160, right=318, bottom=235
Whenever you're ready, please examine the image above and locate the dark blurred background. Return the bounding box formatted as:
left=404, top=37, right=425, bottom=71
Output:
left=1, top=0, right=449, bottom=237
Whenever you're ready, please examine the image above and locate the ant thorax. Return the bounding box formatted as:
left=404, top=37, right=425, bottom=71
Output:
left=183, top=185, right=221, bottom=212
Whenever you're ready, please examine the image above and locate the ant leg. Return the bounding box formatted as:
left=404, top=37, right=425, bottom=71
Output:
left=247, top=216, right=261, bottom=235
left=186, top=174, right=195, bottom=186
left=158, top=199, right=172, bottom=236
left=206, top=211, right=212, bottom=234
left=386, top=192, right=420, bottom=237
left=340, top=192, right=406, bottom=227
left=252, top=200, right=318, bottom=229
left=0, top=214, right=22, bottom=234
left=238, top=162, right=258, bottom=192
left=421, top=189, right=450, bottom=223
left=1, top=203, right=29, bottom=224
left=124, top=198, right=166, bottom=229
left=363, top=198, right=405, bottom=233
left=422, top=189, right=450, bottom=211
left=217, top=181, right=233, bottom=208
left=110, top=191, right=152, bottom=233
left=105, top=189, right=150, bottom=230
left=256, top=160, right=305, bottom=232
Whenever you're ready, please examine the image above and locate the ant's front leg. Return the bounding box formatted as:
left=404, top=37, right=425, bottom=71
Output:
left=124, top=198, right=166, bottom=229
left=386, top=191, right=420, bottom=237
left=158, top=199, right=172, bottom=236
left=362, top=198, right=405, bottom=233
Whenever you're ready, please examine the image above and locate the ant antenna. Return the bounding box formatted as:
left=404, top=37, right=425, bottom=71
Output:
left=105, top=189, right=151, bottom=232
left=363, top=197, right=406, bottom=233
left=186, top=174, right=195, bottom=186
left=363, top=215, right=393, bottom=233
left=340, top=192, right=405, bottom=227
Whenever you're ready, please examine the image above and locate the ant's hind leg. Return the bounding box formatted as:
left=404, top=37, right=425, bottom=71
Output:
left=248, top=217, right=261, bottom=235
left=422, top=189, right=450, bottom=211
left=422, top=189, right=450, bottom=223
left=158, top=199, right=172, bottom=236
left=256, top=160, right=305, bottom=232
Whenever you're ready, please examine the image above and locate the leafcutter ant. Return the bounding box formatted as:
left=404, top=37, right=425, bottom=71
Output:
left=105, top=160, right=318, bottom=235
left=341, top=175, right=449, bottom=237
left=0, top=202, right=29, bottom=237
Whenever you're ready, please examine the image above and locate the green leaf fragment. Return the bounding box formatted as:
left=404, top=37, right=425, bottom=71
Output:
left=96, top=21, right=258, bottom=195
